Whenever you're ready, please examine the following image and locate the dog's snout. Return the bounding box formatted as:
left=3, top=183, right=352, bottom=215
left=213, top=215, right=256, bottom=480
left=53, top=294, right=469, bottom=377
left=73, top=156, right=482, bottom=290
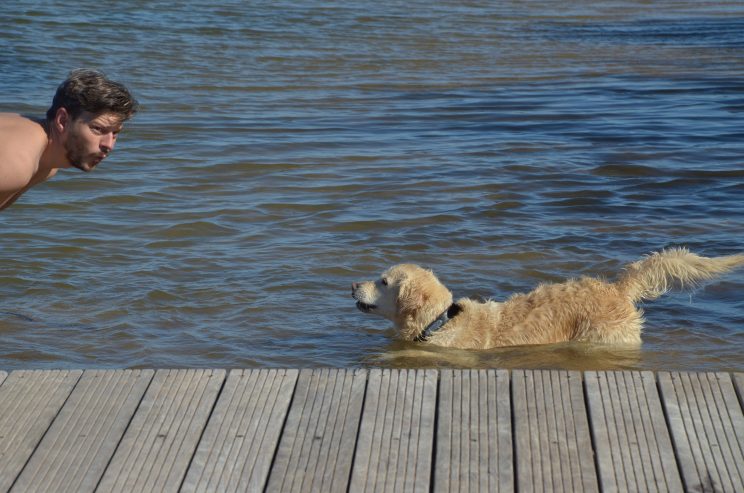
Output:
left=351, top=282, right=359, bottom=295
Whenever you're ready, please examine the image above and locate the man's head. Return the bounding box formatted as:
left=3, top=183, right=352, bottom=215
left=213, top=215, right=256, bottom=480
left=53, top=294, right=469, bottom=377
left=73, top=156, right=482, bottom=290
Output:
left=46, top=69, right=139, bottom=172
left=46, top=69, right=138, bottom=123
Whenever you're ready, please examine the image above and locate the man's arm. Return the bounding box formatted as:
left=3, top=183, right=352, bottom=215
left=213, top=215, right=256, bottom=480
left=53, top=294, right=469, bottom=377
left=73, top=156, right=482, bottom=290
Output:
left=0, top=157, right=32, bottom=210
left=0, top=166, right=58, bottom=211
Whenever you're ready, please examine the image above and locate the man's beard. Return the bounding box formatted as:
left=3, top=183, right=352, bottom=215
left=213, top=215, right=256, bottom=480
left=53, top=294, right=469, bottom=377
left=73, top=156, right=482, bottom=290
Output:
left=65, top=133, right=102, bottom=172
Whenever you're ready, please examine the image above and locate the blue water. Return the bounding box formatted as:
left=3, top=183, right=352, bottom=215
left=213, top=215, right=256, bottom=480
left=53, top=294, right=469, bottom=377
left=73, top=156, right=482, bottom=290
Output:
left=1, top=1, right=743, bottom=370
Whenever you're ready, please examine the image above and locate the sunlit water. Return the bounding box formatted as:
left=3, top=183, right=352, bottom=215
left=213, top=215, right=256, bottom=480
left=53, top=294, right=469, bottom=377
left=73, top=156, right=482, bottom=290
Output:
left=1, top=1, right=743, bottom=371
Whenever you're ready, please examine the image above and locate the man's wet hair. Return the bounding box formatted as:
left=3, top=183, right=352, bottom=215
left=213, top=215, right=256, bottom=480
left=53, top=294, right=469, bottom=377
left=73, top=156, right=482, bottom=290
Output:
left=46, top=69, right=139, bottom=122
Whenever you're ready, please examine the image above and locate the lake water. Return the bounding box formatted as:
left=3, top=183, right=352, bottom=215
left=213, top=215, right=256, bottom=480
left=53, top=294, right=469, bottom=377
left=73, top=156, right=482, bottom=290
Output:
left=1, top=0, right=743, bottom=371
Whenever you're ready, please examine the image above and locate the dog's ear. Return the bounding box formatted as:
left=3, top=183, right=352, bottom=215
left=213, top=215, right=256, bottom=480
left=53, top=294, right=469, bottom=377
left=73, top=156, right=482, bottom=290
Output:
left=397, top=275, right=428, bottom=315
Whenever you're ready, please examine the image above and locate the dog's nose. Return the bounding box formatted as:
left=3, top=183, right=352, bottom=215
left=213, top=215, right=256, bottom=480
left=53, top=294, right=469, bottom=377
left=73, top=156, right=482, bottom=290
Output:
left=351, top=282, right=358, bottom=294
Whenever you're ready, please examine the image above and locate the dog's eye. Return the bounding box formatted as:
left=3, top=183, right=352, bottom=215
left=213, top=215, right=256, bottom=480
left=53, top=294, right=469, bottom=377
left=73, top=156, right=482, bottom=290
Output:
left=381, top=278, right=389, bottom=286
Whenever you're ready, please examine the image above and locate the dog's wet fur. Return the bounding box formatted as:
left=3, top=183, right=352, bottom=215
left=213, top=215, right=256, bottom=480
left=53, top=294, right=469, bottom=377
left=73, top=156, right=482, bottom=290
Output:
left=352, top=248, right=744, bottom=349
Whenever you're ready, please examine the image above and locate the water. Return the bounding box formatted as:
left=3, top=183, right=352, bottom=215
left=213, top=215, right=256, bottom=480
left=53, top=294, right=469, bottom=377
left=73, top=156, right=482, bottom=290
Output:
left=1, top=1, right=743, bottom=371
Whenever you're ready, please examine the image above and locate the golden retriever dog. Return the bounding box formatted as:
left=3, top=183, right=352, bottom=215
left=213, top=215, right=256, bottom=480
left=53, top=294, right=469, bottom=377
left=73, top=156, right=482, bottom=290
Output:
left=351, top=248, right=744, bottom=349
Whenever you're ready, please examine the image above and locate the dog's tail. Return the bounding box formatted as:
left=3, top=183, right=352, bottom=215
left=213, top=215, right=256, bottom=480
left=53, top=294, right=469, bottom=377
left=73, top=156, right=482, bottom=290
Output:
left=617, top=248, right=744, bottom=302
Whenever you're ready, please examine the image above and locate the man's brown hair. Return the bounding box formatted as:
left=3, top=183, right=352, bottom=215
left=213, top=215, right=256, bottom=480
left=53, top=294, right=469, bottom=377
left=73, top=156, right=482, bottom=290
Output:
left=46, top=69, right=139, bottom=122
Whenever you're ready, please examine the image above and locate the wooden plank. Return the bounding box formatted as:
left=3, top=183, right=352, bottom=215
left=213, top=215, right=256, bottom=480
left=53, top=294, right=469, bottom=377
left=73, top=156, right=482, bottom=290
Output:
left=181, top=369, right=298, bottom=493
left=11, top=369, right=154, bottom=493
left=97, top=369, right=225, bottom=493
left=349, top=369, right=437, bottom=493
left=734, top=373, right=744, bottom=408
left=659, top=372, right=744, bottom=493
left=703, top=372, right=744, bottom=491
left=0, top=370, right=82, bottom=492
left=266, top=368, right=366, bottom=493
left=435, top=369, right=512, bottom=492
left=585, top=371, right=683, bottom=492
left=512, top=370, right=597, bottom=492
left=0, top=371, right=7, bottom=385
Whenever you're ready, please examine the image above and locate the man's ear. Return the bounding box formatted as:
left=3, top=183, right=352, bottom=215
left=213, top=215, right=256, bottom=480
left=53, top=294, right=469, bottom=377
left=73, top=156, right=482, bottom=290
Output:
left=54, top=108, right=70, bottom=134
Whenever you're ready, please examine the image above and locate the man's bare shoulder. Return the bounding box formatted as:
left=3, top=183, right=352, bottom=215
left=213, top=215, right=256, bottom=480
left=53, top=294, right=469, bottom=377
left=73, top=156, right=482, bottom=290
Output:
left=0, top=113, right=48, bottom=190
left=0, top=113, right=47, bottom=140
left=0, top=112, right=38, bottom=126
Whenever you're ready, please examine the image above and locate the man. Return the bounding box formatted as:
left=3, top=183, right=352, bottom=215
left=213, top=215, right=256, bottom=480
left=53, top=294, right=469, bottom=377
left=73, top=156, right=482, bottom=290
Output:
left=0, top=69, right=138, bottom=211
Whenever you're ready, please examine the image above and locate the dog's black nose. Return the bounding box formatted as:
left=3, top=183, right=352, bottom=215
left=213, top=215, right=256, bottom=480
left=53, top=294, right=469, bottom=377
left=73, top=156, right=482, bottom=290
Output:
left=351, top=282, right=358, bottom=294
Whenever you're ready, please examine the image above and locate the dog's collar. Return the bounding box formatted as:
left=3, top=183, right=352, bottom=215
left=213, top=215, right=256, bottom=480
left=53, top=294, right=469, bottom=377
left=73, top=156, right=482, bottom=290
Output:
left=414, top=303, right=462, bottom=342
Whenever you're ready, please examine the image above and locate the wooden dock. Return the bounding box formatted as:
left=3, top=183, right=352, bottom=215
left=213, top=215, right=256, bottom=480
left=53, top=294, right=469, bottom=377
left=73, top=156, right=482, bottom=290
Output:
left=0, top=369, right=742, bottom=492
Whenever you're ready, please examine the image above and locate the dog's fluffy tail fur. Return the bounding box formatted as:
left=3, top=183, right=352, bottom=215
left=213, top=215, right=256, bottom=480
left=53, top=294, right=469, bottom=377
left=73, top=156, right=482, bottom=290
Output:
left=617, top=248, right=744, bottom=302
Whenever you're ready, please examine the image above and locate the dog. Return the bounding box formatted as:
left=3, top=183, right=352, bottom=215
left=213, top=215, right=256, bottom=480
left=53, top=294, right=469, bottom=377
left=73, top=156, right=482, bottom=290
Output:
left=351, top=248, right=744, bottom=349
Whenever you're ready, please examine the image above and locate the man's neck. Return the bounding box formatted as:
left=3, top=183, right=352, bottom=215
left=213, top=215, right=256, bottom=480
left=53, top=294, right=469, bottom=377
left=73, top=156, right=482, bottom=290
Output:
left=37, top=119, right=67, bottom=173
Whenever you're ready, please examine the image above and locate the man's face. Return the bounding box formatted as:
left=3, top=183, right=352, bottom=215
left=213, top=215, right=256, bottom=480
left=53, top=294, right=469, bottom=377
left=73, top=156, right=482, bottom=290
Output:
left=63, top=111, right=124, bottom=172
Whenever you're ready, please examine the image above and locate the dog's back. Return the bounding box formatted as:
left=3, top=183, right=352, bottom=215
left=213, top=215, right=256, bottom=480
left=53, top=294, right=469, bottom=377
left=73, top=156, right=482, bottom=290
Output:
left=496, top=276, right=642, bottom=345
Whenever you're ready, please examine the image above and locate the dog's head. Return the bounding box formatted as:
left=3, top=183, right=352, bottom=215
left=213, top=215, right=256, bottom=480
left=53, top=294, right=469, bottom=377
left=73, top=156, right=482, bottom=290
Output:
left=351, top=264, right=453, bottom=340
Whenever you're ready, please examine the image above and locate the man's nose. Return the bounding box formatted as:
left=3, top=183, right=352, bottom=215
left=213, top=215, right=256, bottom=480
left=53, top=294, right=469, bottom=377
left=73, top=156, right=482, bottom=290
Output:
left=101, top=133, right=115, bottom=153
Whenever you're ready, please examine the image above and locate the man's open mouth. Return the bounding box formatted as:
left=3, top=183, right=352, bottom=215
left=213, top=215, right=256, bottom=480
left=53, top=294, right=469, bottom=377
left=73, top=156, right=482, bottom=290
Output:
left=356, top=301, right=377, bottom=313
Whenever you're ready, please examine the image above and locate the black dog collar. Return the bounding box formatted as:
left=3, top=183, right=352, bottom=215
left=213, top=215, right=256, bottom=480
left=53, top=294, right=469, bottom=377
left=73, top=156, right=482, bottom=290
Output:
left=414, top=303, right=462, bottom=342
